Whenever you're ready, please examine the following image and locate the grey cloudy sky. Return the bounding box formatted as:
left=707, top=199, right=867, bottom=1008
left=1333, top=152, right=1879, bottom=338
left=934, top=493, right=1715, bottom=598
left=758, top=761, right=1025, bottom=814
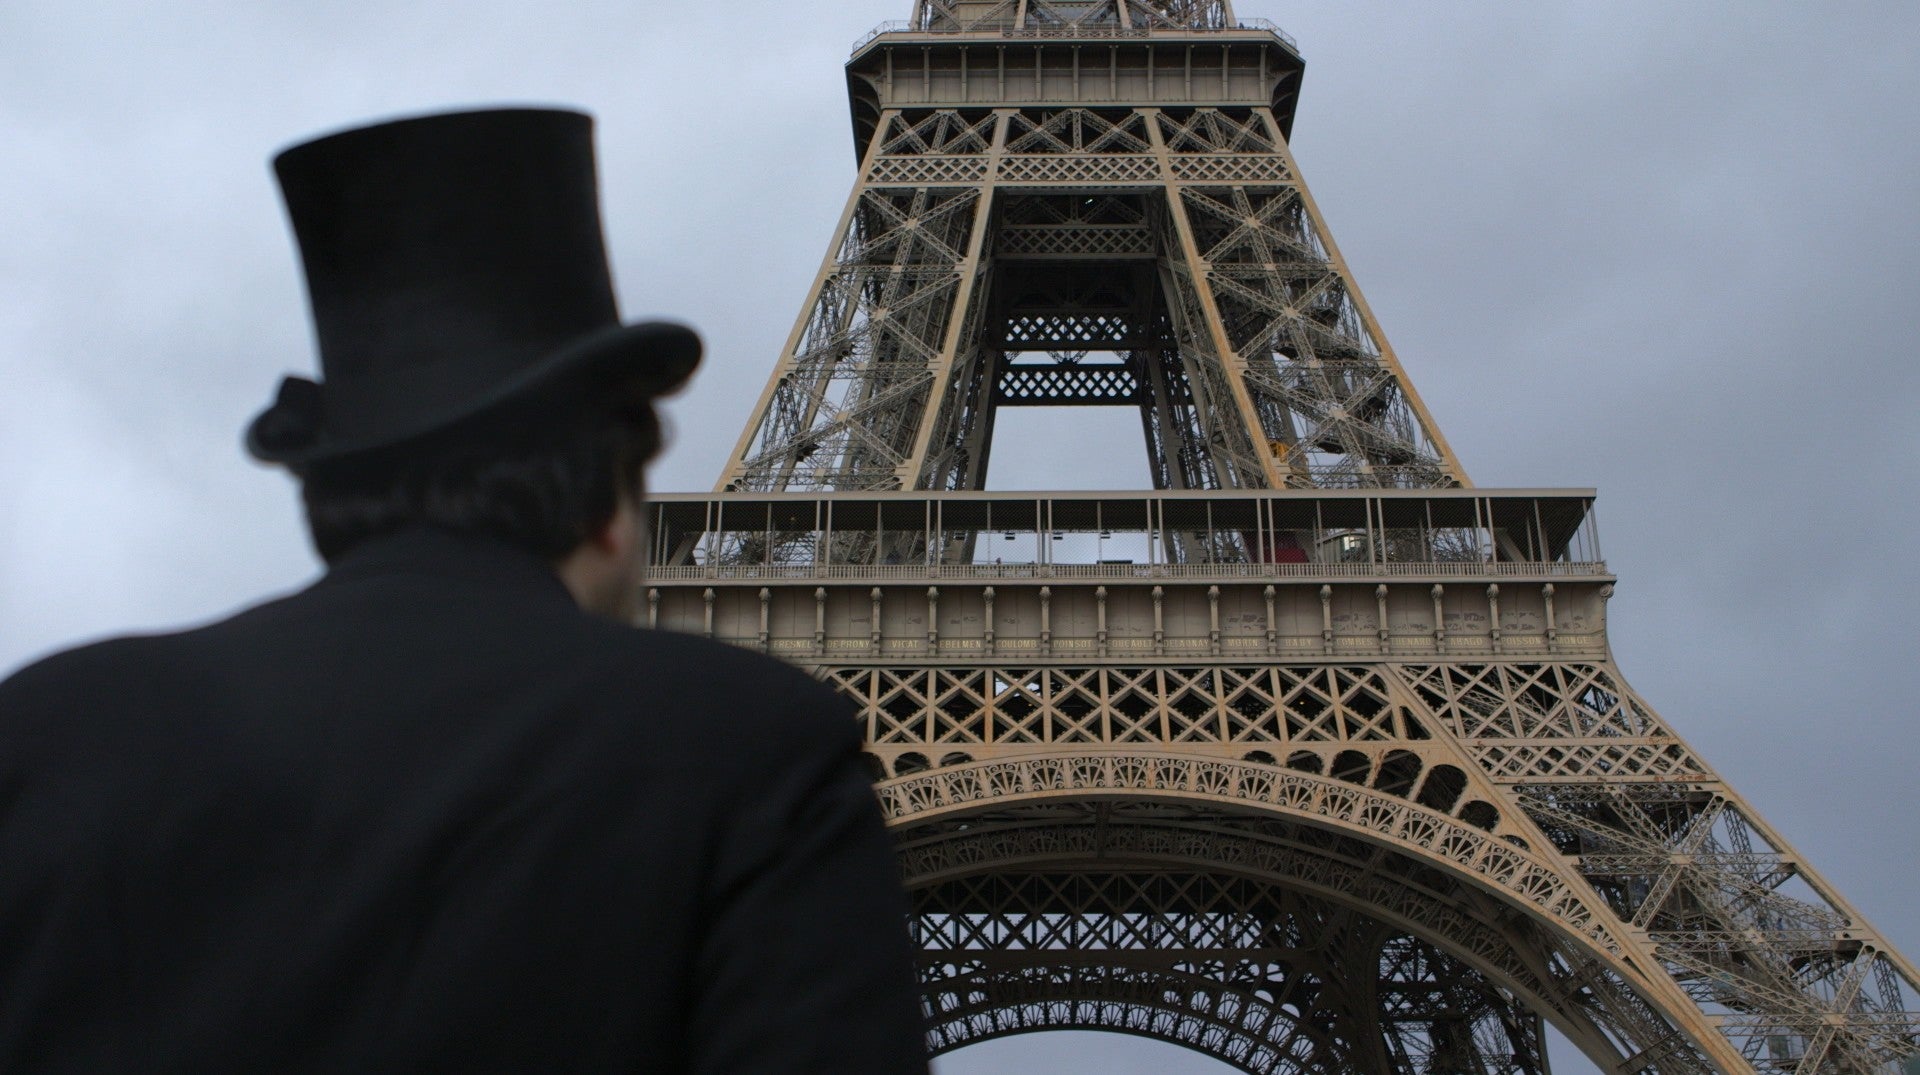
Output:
left=3, top=2, right=1917, bottom=1072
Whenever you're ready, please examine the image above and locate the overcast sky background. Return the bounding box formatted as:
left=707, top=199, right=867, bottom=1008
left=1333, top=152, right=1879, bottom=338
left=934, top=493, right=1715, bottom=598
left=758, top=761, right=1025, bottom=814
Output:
left=3, top=3, right=1917, bottom=1072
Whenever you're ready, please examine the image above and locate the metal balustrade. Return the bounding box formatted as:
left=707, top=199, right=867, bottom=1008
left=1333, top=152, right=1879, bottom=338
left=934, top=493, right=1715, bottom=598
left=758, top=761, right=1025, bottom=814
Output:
left=646, top=488, right=1606, bottom=577
left=646, top=559, right=1609, bottom=583
left=853, top=18, right=1298, bottom=55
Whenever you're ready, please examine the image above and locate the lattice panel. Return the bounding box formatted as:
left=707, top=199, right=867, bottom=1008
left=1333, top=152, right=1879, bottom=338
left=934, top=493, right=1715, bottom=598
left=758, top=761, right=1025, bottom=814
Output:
left=998, top=153, right=1161, bottom=184
left=1175, top=180, right=1456, bottom=489
left=1005, top=108, right=1153, bottom=155
left=824, top=652, right=1920, bottom=1072
left=727, top=181, right=983, bottom=492
left=1171, top=153, right=1295, bottom=184
left=916, top=870, right=1551, bottom=1074
left=832, top=664, right=1442, bottom=752
left=1153, top=200, right=1271, bottom=487
left=997, top=363, right=1141, bottom=405
left=1396, top=663, right=1707, bottom=781
left=1158, top=107, right=1279, bottom=154
left=1001, top=191, right=1147, bottom=228
left=1518, top=785, right=1920, bottom=1073
left=1023, top=0, right=1124, bottom=31
left=997, top=192, right=1155, bottom=257
left=898, top=806, right=1717, bottom=1074
left=869, top=155, right=992, bottom=185
left=1121, top=0, right=1233, bottom=32
left=730, top=96, right=1467, bottom=493
left=997, top=224, right=1155, bottom=257
left=881, top=109, right=997, bottom=156
left=908, top=262, right=1000, bottom=493
left=1001, top=311, right=1135, bottom=347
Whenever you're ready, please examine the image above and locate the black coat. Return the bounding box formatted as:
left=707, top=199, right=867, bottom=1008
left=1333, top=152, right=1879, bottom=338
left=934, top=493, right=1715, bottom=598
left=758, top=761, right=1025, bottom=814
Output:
left=0, top=528, right=927, bottom=1073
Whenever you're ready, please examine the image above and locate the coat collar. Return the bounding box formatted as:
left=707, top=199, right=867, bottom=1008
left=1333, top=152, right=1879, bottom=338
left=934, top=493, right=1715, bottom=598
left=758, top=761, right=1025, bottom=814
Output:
left=319, top=527, right=580, bottom=611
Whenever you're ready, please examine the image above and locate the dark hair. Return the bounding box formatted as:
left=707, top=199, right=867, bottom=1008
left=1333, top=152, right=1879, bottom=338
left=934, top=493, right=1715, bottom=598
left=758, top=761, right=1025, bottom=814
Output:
left=300, top=403, right=661, bottom=564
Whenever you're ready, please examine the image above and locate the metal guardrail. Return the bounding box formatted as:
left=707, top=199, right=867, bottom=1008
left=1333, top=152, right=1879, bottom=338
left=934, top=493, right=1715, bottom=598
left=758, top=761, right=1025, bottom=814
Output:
left=648, top=560, right=1609, bottom=584
left=854, top=19, right=910, bottom=49
left=853, top=18, right=1298, bottom=55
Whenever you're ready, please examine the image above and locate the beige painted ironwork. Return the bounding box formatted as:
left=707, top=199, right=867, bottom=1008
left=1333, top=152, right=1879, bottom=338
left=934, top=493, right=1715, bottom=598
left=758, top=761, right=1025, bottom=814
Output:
left=721, top=0, right=1459, bottom=494
left=664, top=5, right=1920, bottom=1072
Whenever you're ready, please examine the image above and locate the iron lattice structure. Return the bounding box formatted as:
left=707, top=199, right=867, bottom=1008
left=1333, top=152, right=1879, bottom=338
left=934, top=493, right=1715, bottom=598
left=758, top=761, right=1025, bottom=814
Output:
left=721, top=1, right=1463, bottom=495
left=651, top=3, right=1920, bottom=1071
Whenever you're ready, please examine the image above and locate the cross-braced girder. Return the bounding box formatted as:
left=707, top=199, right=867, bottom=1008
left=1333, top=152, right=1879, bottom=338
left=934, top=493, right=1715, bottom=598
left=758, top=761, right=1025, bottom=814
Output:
left=826, top=656, right=1920, bottom=1072
left=896, top=801, right=1698, bottom=1072
left=721, top=100, right=1466, bottom=494
left=725, top=182, right=985, bottom=491
left=915, top=867, right=1550, bottom=1073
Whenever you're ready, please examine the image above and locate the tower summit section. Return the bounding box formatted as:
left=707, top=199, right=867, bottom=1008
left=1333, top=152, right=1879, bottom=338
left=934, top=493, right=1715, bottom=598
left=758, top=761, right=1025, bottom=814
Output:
left=724, top=0, right=1463, bottom=494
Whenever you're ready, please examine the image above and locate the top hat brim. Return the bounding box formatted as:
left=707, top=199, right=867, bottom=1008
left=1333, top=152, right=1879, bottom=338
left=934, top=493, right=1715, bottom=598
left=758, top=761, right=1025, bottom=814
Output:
left=246, top=319, right=700, bottom=467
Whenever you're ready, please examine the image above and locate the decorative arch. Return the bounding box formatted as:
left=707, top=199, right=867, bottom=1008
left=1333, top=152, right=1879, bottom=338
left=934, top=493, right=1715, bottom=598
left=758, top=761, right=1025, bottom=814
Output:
left=883, top=763, right=1722, bottom=1073
left=878, top=752, right=1616, bottom=954
left=925, top=963, right=1339, bottom=1073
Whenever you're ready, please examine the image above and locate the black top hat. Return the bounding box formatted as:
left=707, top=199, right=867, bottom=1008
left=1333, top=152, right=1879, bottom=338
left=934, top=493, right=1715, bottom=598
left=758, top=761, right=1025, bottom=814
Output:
left=246, top=107, right=700, bottom=467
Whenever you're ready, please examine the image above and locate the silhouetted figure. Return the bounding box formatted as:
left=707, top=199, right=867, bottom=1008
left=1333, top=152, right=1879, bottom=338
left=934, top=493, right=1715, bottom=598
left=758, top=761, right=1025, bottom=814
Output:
left=0, top=108, right=928, bottom=1074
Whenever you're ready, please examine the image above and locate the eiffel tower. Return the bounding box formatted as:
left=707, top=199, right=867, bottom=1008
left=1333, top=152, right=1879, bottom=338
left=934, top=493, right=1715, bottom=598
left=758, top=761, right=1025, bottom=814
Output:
left=646, top=3, right=1920, bottom=1071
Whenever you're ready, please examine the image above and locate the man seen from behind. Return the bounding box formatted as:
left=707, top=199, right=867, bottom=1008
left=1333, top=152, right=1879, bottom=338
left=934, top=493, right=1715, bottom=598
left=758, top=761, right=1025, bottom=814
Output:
left=0, top=107, right=929, bottom=1073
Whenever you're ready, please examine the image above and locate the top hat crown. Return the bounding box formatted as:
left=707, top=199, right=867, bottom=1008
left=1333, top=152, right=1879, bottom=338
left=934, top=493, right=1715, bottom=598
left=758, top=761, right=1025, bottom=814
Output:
left=247, top=107, right=699, bottom=466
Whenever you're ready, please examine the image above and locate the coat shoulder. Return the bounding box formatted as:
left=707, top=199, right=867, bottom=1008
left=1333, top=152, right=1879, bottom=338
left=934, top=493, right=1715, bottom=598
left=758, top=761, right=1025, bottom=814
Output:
left=571, top=621, right=857, bottom=743
left=1, top=632, right=175, bottom=709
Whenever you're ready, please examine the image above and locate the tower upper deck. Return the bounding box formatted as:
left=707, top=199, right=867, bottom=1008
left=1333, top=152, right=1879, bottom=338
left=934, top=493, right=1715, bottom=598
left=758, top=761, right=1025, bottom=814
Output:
left=846, top=1, right=1305, bottom=156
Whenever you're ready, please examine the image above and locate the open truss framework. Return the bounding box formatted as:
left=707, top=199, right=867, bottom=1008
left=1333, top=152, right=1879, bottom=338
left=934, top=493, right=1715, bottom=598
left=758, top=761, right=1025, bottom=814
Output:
left=664, top=5, right=1920, bottom=1072
left=844, top=658, right=1920, bottom=1073
left=722, top=30, right=1464, bottom=493
left=648, top=488, right=1920, bottom=1072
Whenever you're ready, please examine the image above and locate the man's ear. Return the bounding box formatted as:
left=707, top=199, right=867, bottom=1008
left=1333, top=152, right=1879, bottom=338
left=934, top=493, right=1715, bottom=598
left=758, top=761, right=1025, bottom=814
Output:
left=585, top=512, right=622, bottom=554
left=588, top=497, right=640, bottom=555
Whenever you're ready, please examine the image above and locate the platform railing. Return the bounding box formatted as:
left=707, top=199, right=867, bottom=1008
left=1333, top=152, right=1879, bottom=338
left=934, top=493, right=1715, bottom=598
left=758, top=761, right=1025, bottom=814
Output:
left=853, top=18, right=1297, bottom=55
left=646, top=559, right=1609, bottom=584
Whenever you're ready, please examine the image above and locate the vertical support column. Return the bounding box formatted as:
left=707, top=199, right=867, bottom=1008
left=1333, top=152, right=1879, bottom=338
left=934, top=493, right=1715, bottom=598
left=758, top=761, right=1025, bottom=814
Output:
left=1249, top=106, right=1471, bottom=488
left=927, top=586, right=941, bottom=652
left=702, top=588, right=715, bottom=640
left=901, top=111, right=1014, bottom=486
left=870, top=587, right=885, bottom=652
left=1145, top=107, right=1285, bottom=489
left=1263, top=584, right=1277, bottom=656
left=1431, top=584, right=1446, bottom=654
left=1487, top=583, right=1502, bottom=654
left=1207, top=585, right=1221, bottom=655
left=814, top=586, right=828, bottom=655
left=1096, top=585, right=1109, bottom=656
left=758, top=587, right=771, bottom=653
left=1543, top=583, right=1558, bottom=653
left=720, top=109, right=900, bottom=491
left=1039, top=586, right=1053, bottom=655
left=1138, top=339, right=1206, bottom=490
left=1376, top=583, right=1391, bottom=655
left=1152, top=585, right=1165, bottom=655
left=1598, top=584, right=1614, bottom=653
left=983, top=586, right=996, bottom=654
left=1319, top=584, right=1334, bottom=655
left=647, top=588, right=660, bottom=631
left=951, top=330, right=1004, bottom=492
